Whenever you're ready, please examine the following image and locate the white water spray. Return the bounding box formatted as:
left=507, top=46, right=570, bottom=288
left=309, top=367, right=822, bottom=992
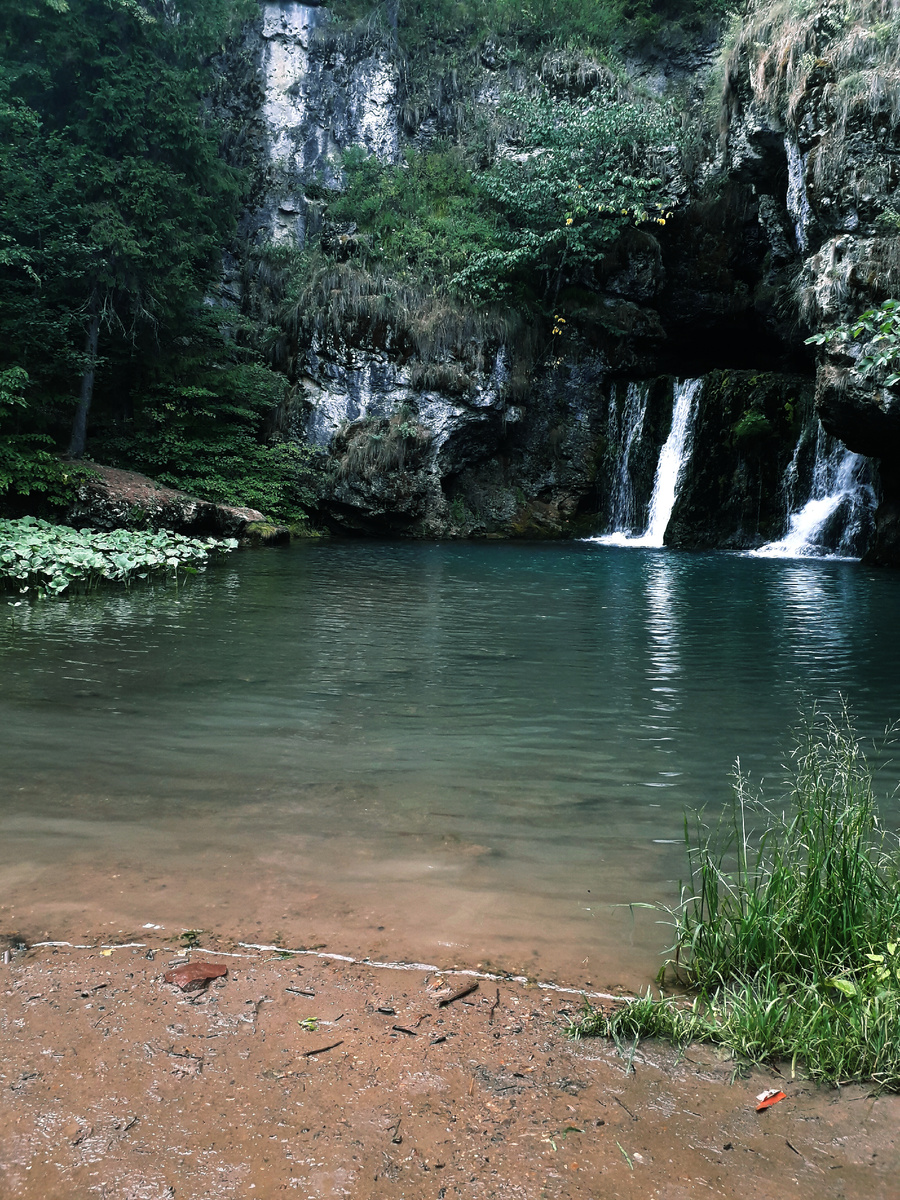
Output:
left=753, top=424, right=876, bottom=559
left=594, top=378, right=702, bottom=548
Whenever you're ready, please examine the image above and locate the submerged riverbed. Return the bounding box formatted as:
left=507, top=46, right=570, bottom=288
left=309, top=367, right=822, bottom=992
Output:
left=1, top=541, right=898, bottom=990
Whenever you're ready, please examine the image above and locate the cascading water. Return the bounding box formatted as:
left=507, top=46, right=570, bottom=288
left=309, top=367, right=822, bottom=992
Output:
left=593, top=378, right=703, bottom=548
left=753, top=423, right=877, bottom=559
left=785, top=135, right=812, bottom=252
left=605, top=381, right=650, bottom=535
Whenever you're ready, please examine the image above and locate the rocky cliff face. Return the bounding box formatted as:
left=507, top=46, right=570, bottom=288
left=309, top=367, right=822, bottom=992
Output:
left=227, top=1, right=897, bottom=560
left=243, top=2, right=399, bottom=245
left=719, top=0, right=900, bottom=563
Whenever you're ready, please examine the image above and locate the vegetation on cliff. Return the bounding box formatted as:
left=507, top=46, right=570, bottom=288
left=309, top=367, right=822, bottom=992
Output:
left=333, top=0, right=732, bottom=68
left=572, top=711, right=900, bottom=1089
left=271, top=10, right=686, bottom=410
left=723, top=0, right=900, bottom=323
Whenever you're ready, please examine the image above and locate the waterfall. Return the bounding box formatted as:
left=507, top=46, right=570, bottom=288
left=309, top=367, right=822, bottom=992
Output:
left=593, top=378, right=702, bottom=548
left=785, top=136, right=812, bottom=252
left=606, top=382, right=650, bottom=534
left=753, top=423, right=876, bottom=559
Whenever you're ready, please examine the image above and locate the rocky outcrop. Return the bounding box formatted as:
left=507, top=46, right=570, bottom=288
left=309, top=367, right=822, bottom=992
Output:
left=66, top=463, right=286, bottom=540
left=668, top=372, right=814, bottom=550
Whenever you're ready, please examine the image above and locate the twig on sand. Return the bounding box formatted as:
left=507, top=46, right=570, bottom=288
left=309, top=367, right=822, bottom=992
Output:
left=438, top=981, right=479, bottom=1007
left=302, top=1040, right=343, bottom=1057
left=488, top=988, right=500, bottom=1024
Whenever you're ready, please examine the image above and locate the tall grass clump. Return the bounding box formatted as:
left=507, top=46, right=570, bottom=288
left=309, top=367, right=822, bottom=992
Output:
left=572, top=710, right=900, bottom=1089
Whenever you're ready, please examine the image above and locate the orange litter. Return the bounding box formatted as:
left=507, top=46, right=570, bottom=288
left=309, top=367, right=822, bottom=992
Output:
left=755, top=1089, right=786, bottom=1112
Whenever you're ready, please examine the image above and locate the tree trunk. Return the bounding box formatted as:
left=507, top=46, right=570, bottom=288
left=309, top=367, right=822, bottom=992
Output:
left=67, top=308, right=100, bottom=459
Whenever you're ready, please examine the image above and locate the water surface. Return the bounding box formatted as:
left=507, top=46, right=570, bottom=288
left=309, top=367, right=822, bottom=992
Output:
left=2, top=542, right=898, bottom=989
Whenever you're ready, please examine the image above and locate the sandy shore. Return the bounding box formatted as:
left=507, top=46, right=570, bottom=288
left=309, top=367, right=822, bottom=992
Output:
left=1, top=932, right=898, bottom=1199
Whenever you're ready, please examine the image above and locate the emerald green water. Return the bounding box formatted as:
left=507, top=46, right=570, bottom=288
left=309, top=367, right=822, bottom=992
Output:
left=1, top=542, right=898, bottom=989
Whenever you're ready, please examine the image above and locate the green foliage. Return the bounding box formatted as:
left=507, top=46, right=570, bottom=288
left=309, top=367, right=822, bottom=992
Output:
left=806, top=299, right=900, bottom=387
left=732, top=408, right=774, bottom=446
left=325, top=91, right=676, bottom=309
left=332, top=0, right=732, bottom=57
left=0, top=368, right=87, bottom=507
left=571, top=711, right=900, bottom=1089
left=0, top=516, right=236, bottom=596
left=94, top=360, right=327, bottom=523
left=328, top=144, right=500, bottom=287
left=676, top=711, right=899, bottom=988
left=874, top=207, right=900, bottom=233
left=453, top=90, right=676, bottom=302
left=0, top=0, right=254, bottom=450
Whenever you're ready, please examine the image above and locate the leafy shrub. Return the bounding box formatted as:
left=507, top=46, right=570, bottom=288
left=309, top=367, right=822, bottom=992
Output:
left=0, top=368, right=86, bottom=509
left=94, top=361, right=327, bottom=522
left=326, top=93, right=676, bottom=308
left=453, top=90, right=677, bottom=303
left=327, top=144, right=500, bottom=288
left=806, top=299, right=900, bottom=387
left=0, top=516, right=237, bottom=597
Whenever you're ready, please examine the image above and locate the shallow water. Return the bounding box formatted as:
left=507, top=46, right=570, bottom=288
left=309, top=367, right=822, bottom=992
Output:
left=2, top=542, right=899, bottom=989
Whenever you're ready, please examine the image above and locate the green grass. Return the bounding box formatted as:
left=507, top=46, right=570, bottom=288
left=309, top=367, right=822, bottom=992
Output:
left=571, top=710, right=900, bottom=1089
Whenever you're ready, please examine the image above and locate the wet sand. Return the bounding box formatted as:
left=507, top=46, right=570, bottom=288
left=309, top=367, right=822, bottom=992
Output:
left=1, top=933, right=897, bottom=1199
left=0, top=802, right=670, bottom=993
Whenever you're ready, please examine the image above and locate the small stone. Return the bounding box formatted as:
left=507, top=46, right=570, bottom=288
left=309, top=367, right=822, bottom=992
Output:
left=163, top=962, right=228, bottom=992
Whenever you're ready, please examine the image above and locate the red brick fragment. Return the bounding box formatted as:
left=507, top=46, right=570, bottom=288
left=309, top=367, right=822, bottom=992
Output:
left=163, top=962, right=228, bottom=992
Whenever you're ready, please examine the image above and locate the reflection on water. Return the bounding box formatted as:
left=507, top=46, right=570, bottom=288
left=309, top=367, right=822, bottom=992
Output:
left=641, top=556, right=683, bottom=787
left=1, top=542, right=898, bottom=989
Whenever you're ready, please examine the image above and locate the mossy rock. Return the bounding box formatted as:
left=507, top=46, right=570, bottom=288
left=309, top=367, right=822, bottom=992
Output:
left=287, top=520, right=327, bottom=539
left=241, top=521, right=291, bottom=546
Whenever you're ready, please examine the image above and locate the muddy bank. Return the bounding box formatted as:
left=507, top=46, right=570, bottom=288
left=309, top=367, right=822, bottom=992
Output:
left=1, top=936, right=897, bottom=1199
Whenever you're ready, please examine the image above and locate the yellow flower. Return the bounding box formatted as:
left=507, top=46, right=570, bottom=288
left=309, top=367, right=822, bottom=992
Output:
left=566, top=217, right=573, bottom=225
left=658, top=218, right=666, bottom=225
